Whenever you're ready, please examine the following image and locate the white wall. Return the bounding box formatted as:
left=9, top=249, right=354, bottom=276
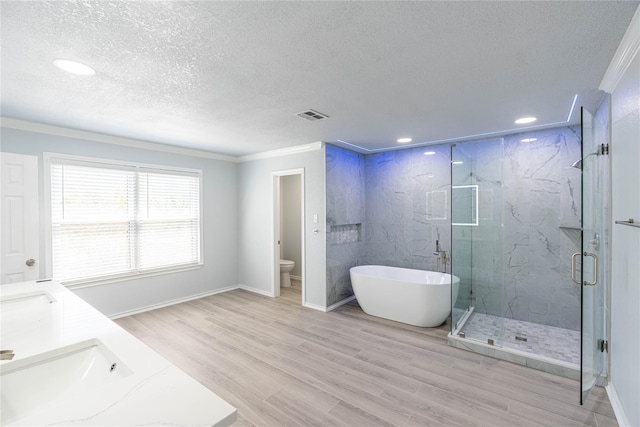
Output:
left=281, top=174, right=302, bottom=277
left=0, top=126, right=239, bottom=317
left=609, top=48, right=640, bottom=427
left=238, top=147, right=326, bottom=308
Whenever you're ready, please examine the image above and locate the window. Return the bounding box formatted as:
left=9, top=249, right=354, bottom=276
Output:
left=47, top=154, right=201, bottom=284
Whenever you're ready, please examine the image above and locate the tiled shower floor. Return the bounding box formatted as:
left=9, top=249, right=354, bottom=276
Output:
left=458, top=311, right=581, bottom=365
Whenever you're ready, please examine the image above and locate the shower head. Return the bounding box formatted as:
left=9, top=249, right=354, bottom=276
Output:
left=570, top=152, right=599, bottom=170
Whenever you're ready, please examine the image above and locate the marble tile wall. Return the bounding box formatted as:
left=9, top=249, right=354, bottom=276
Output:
left=362, top=145, right=451, bottom=272
left=326, top=126, right=582, bottom=330
left=325, top=144, right=365, bottom=306
left=451, top=148, right=473, bottom=315
left=501, top=126, right=582, bottom=330
left=452, top=128, right=582, bottom=330
left=452, top=138, right=505, bottom=318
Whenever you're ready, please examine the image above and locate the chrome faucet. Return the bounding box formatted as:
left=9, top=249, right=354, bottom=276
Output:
left=433, top=240, right=448, bottom=273
left=0, top=350, right=15, bottom=360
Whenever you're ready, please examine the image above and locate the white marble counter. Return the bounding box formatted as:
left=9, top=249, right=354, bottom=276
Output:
left=0, top=280, right=236, bottom=426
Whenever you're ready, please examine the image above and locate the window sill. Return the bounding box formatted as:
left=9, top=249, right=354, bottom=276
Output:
left=61, top=264, right=204, bottom=290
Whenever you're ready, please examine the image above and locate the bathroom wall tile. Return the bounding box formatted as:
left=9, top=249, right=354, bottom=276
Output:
left=503, top=228, right=530, bottom=276
left=504, top=186, right=531, bottom=227
left=473, top=284, right=502, bottom=316
left=325, top=144, right=366, bottom=306
left=326, top=144, right=365, bottom=225
left=502, top=275, right=531, bottom=322
left=560, top=175, right=582, bottom=227
left=364, top=144, right=452, bottom=272
left=328, top=125, right=581, bottom=330
left=499, top=126, right=581, bottom=329
left=528, top=226, right=563, bottom=271
left=559, top=129, right=583, bottom=228
left=326, top=240, right=363, bottom=306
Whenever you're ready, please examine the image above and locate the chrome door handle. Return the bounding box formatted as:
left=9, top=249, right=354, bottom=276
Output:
left=571, top=252, right=581, bottom=285
left=571, top=252, right=598, bottom=286
left=25, top=258, right=36, bottom=267
left=583, top=252, right=598, bottom=286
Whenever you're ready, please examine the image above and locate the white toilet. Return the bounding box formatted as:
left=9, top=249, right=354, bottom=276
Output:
left=280, top=259, right=295, bottom=288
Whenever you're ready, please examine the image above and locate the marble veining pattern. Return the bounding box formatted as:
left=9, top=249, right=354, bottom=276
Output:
left=363, top=145, right=451, bottom=273
left=326, top=126, right=582, bottom=332
left=325, top=144, right=366, bottom=306
left=501, top=126, right=582, bottom=330
left=451, top=138, right=505, bottom=322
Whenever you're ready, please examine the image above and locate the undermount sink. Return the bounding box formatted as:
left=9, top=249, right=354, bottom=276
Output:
left=0, top=290, right=57, bottom=311
left=0, top=290, right=59, bottom=346
left=0, top=339, right=133, bottom=425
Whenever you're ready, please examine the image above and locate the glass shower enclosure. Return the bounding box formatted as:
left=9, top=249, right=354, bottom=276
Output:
left=579, top=107, right=607, bottom=403
left=449, top=109, right=609, bottom=404
left=450, top=139, right=505, bottom=346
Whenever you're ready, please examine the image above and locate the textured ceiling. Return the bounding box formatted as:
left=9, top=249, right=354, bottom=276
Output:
left=1, top=1, right=638, bottom=156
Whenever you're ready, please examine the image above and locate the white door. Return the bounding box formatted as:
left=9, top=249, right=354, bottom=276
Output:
left=1, top=152, right=40, bottom=284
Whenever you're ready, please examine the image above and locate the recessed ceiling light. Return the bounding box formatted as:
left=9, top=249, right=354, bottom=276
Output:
left=53, top=59, right=96, bottom=76
left=520, top=138, right=538, bottom=143
left=423, top=151, right=436, bottom=156
left=452, top=161, right=464, bottom=165
left=514, top=116, right=537, bottom=125
left=397, top=137, right=412, bottom=143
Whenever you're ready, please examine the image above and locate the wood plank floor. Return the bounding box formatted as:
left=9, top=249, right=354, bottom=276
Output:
left=115, top=281, right=618, bottom=427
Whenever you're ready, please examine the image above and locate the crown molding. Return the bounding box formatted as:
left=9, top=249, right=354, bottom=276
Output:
left=237, top=141, right=323, bottom=162
left=0, top=117, right=238, bottom=162
left=600, top=5, right=640, bottom=93
left=1, top=117, right=325, bottom=163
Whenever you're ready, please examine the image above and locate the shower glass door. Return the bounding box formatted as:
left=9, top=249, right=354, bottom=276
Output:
left=450, top=145, right=473, bottom=334
left=580, top=107, right=606, bottom=404
left=450, top=140, right=504, bottom=345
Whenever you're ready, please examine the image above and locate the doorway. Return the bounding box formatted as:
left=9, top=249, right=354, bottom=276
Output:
left=1, top=152, right=40, bottom=284
left=272, top=169, right=305, bottom=304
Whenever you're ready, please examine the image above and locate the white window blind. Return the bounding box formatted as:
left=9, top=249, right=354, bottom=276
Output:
left=49, top=157, right=201, bottom=283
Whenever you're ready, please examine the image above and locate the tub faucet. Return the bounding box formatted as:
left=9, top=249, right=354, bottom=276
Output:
left=0, top=350, right=15, bottom=360
left=433, top=240, right=448, bottom=273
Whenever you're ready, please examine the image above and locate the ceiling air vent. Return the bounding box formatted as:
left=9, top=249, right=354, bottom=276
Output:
left=295, top=109, right=329, bottom=121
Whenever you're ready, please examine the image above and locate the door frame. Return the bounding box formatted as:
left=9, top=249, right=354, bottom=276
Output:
left=271, top=168, right=305, bottom=303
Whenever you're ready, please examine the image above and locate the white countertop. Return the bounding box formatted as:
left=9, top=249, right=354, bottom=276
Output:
left=0, top=280, right=236, bottom=426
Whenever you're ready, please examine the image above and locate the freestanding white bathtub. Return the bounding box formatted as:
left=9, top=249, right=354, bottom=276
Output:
left=349, top=265, right=459, bottom=327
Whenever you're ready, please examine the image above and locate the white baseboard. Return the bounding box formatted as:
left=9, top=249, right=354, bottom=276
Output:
left=302, top=301, right=328, bottom=312
left=303, top=295, right=356, bottom=313
left=108, top=285, right=239, bottom=319
left=326, top=295, right=356, bottom=312
left=108, top=284, right=350, bottom=320
left=290, top=274, right=302, bottom=281
left=606, top=383, right=631, bottom=427
left=237, top=284, right=274, bottom=298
